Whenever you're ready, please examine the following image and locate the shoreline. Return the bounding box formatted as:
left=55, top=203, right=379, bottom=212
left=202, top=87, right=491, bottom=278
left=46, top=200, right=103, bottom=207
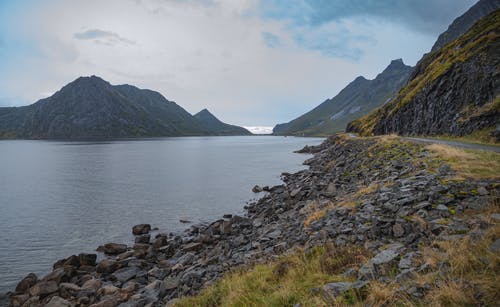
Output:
left=6, top=134, right=499, bottom=306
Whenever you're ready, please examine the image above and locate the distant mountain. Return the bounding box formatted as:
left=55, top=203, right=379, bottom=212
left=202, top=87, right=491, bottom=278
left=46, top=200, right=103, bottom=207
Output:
left=347, top=9, right=500, bottom=142
left=431, top=0, right=500, bottom=52
left=194, top=109, right=251, bottom=135
left=273, top=59, right=412, bottom=136
left=0, top=76, right=250, bottom=138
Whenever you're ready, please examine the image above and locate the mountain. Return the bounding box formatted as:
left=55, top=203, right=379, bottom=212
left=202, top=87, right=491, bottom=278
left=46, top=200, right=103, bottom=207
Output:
left=431, top=0, right=500, bottom=52
left=347, top=9, right=500, bottom=142
left=273, top=59, right=412, bottom=136
left=0, top=76, right=250, bottom=139
left=194, top=109, right=251, bottom=135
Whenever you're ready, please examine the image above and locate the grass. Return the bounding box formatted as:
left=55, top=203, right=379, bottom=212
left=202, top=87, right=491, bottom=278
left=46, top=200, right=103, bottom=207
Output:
left=174, top=245, right=371, bottom=307
left=426, top=126, right=500, bottom=146
left=426, top=143, right=500, bottom=179
left=350, top=10, right=500, bottom=136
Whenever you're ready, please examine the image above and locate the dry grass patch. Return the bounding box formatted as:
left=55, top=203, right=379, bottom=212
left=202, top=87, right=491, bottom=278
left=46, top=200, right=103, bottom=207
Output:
left=303, top=201, right=335, bottom=227
left=426, top=143, right=500, bottom=179
left=174, top=245, right=370, bottom=307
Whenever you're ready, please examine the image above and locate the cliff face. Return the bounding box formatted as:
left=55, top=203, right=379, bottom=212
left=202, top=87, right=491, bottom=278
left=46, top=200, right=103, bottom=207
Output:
left=273, top=59, right=412, bottom=136
left=348, top=10, right=500, bottom=141
left=431, top=0, right=500, bottom=52
left=0, top=76, right=250, bottom=138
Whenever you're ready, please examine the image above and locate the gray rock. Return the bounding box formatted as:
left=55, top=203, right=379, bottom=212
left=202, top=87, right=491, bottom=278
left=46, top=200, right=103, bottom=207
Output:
left=489, top=238, right=500, bottom=253
left=45, top=296, right=71, bottom=307
left=133, top=224, right=151, bottom=235
left=28, top=281, right=58, bottom=298
left=112, top=267, right=141, bottom=283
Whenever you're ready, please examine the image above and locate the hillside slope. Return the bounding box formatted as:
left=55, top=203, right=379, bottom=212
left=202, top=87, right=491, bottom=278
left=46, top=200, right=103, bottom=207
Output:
left=347, top=9, right=500, bottom=142
left=431, top=0, right=500, bottom=52
left=193, top=109, right=251, bottom=135
left=273, top=59, right=412, bottom=136
left=0, top=76, right=250, bottom=138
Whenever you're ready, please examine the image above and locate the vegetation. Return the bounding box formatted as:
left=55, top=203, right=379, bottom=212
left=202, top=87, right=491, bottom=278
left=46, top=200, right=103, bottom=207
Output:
left=349, top=10, right=500, bottom=136
left=426, top=143, right=500, bottom=179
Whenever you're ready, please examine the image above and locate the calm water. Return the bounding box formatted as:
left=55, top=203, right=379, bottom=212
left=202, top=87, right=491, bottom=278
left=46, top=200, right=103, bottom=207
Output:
left=0, top=136, right=322, bottom=294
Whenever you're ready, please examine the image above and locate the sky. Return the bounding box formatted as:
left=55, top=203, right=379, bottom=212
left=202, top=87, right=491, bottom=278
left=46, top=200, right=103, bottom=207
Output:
left=0, top=0, right=477, bottom=128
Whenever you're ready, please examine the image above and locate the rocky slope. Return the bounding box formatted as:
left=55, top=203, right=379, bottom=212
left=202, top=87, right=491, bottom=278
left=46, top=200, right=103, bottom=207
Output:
left=273, top=59, right=412, bottom=136
left=431, top=0, right=500, bottom=52
left=0, top=76, right=250, bottom=139
left=348, top=10, right=500, bottom=141
left=193, top=109, right=251, bottom=136
left=7, top=134, right=499, bottom=306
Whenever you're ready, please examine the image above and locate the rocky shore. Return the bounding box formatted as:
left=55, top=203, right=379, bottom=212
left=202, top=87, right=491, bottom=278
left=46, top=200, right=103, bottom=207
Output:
left=7, top=134, right=499, bottom=306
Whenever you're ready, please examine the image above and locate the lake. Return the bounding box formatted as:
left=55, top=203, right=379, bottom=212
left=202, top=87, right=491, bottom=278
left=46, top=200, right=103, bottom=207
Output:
left=0, top=136, right=323, bottom=295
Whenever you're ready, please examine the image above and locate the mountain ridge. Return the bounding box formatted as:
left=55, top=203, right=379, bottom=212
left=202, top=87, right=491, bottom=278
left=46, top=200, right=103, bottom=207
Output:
left=0, top=76, right=250, bottom=139
left=273, top=59, right=412, bottom=136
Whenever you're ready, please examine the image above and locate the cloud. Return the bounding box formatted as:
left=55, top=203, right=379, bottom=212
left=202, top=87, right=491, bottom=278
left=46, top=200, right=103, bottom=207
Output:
left=74, top=29, right=135, bottom=45
left=0, top=0, right=479, bottom=126
left=261, top=31, right=281, bottom=48
left=261, top=0, right=477, bottom=34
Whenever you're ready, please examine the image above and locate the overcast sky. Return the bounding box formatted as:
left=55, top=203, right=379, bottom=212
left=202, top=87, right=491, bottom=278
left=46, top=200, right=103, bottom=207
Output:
left=0, top=0, right=476, bottom=127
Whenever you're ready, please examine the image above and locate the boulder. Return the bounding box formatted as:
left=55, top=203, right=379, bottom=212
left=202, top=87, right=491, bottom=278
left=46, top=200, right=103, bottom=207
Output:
left=15, top=273, right=38, bottom=293
left=101, top=243, right=128, bottom=255
left=132, top=224, right=151, bottom=235
left=96, top=259, right=120, bottom=274
left=135, top=234, right=151, bottom=244
left=28, top=281, right=58, bottom=298
left=79, top=253, right=97, bottom=266
left=45, top=296, right=72, bottom=307
left=111, top=267, right=141, bottom=283
left=81, top=278, right=102, bottom=290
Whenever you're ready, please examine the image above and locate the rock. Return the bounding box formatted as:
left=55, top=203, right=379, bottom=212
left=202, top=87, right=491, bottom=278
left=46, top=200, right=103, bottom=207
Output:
left=59, top=282, right=81, bottom=292
left=15, top=273, right=38, bottom=293
left=132, top=224, right=151, bottom=235
left=152, top=236, right=168, bottom=249
left=79, top=253, right=97, bottom=266
left=98, top=284, right=120, bottom=296
left=28, top=281, right=58, bottom=297
left=477, top=186, right=488, bottom=195
left=96, top=259, right=120, bottom=274
left=135, top=234, right=151, bottom=244
left=182, top=242, right=203, bottom=252
left=489, top=238, right=500, bottom=253
left=490, top=213, right=500, bottom=222
left=82, top=278, right=102, bottom=290
left=179, top=219, right=191, bottom=224
left=290, top=187, right=302, bottom=197
left=101, top=243, right=128, bottom=255
left=18, top=296, right=40, bottom=307
left=252, top=185, right=263, bottom=193
left=45, top=296, right=71, bottom=307
left=392, top=223, right=405, bottom=237
left=322, top=281, right=367, bottom=298
left=159, top=277, right=179, bottom=297
left=9, top=294, right=29, bottom=307
left=89, top=298, right=120, bottom=307
left=112, top=267, right=141, bottom=283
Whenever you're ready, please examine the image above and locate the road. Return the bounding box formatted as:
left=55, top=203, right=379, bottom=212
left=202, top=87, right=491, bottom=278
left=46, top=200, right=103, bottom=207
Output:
left=346, top=133, right=500, bottom=153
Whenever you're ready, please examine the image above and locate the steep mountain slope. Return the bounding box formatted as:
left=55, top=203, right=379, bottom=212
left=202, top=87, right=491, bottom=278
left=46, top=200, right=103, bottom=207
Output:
left=0, top=76, right=249, bottom=138
left=193, top=109, right=251, bottom=135
left=347, top=10, right=500, bottom=141
left=273, top=59, right=412, bottom=136
left=431, top=0, right=500, bottom=52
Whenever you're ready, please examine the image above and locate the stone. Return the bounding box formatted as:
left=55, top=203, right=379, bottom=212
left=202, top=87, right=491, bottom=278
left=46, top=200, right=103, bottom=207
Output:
left=322, top=281, right=366, bottom=297
left=135, top=234, right=151, bottom=244
left=96, top=259, right=120, bottom=274
left=9, top=294, right=29, bottom=307
left=81, top=278, right=102, bottom=290
left=98, top=284, right=119, bottom=296
left=477, top=186, right=488, bottom=195
left=45, top=296, right=71, bottom=307
left=252, top=185, right=263, bottom=193
left=290, top=187, right=302, bottom=197
left=28, top=281, right=58, bottom=297
left=101, top=243, right=128, bottom=255
left=152, top=236, right=168, bottom=249
left=182, top=242, right=203, bottom=252
left=392, top=223, right=405, bottom=237
left=112, top=267, right=141, bottom=283
left=79, top=253, right=97, bottom=266
left=15, top=273, right=38, bottom=293
left=132, top=224, right=151, bottom=235
left=159, top=277, right=179, bottom=297
left=489, top=238, right=500, bottom=253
